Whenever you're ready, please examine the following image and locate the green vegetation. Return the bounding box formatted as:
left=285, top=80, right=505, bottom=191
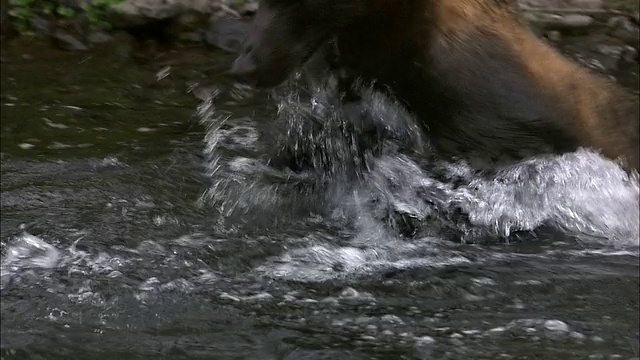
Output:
left=8, top=0, right=125, bottom=35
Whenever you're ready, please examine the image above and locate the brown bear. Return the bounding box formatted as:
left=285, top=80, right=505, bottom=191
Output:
left=229, top=0, right=639, bottom=171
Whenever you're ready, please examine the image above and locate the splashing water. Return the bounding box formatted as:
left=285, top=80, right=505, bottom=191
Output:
left=195, top=74, right=638, bottom=274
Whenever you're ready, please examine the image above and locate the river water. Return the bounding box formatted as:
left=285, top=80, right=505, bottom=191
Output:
left=1, top=39, right=639, bottom=360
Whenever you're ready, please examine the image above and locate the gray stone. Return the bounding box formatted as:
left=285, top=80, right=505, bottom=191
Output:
left=560, top=14, right=594, bottom=28
left=205, top=16, right=250, bottom=53
left=544, top=320, right=569, bottom=332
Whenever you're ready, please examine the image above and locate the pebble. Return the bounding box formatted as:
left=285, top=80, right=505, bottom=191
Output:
left=380, top=314, right=405, bottom=325
left=513, top=280, right=543, bottom=286
left=415, top=335, right=436, bottom=344
left=569, top=331, right=586, bottom=341
left=88, top=31, right=113, bottom=44
left=320, top=297, right=339, bottom=305
left=561, top=14, right=594, bottom=28
left=591, top=335, right=605, bottom=344
left=243, top=292, right=274, bottom=302
left=298, top=298, right=317, bottom=304
left=544, top=320, right=569, bottom=332
left=546, top=30, right=562, bottom=42
left=219, top=293, right=241, bottom=302
left=472, top=277, right=497, bottom=286
left=340, top=287, right=359, bottom=297
left=463, top=293, right=484, bottom=301
left=461, top=330, right=481, bottom=336
left=107, top=271, right=122, bottom=278
left=450, top=338, right=464, bottom=346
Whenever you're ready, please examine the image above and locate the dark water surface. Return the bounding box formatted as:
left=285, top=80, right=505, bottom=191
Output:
left=1, top=39, right=639, bottom=360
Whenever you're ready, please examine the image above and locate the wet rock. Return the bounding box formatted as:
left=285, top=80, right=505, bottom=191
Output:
left=160, top=278, right=195, bottom=293
left=107, top=270, right=123, bottom=278
left=415, top=335, right=436, bottom=344
left=569, top=331, right=586, bottom=341
left=513, top=279, right=544, bottom=286
left=16, top=1, right=91, bottom=50
left=528, top=13, right=595, bottom=32
left=297, top=298, right=317, bottom=304
left=462, top=329, right=481, bottom=336
left=488, top=326, right=507, bottom=334
left=450, top=338, right=464, bottom=347
left=110, top=0, right=210, bottom=26
left=518, top=0, right=603, bottom=9
left=463, top=293, right=484, bottom=302
left=320, top=296, right=339, bottom=306
left=595, top=43, right=625, bottom=58
left=205, top=16, right=250, bottom=53
left=88, top=31, right=114, bottom=44
left=109, top=0, right=253, bottom=32
left=471, top=277, right=497, bottom=286
left=107, top=0, right=204, bottom=48
left=28, top=14, right=50, bottom=34
left=607, top=16, right=640, bottom=48
left=380, top=314, right=405, bottom=325
left=136, top=240, right=166, bottom=255
left=340, top=287, right=359, bottom=298
left=561, top=14, right=594, bottom=28
left=544, top=320, right=570, bottom=332
left=243, top=292, right=274, bottom=302
left=354, top=316, right=373, bottom=325
left=331, top=319, right=347, bottom=327
left=338, top=287, right=376, bottom=304
left=282, top=294, right=296, bottom=302
left=219, top=292, right=241, bottom=302
left=590, top=335, right=605, bottom=343
left=139, top=277, right=160, bottom=291
left=52, top=31, right=89, bottom=51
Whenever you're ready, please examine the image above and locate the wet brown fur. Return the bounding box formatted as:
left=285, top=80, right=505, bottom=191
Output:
left=233, top=0, right=640, bottom=171
left=426, top=0, right=639, bottom=170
